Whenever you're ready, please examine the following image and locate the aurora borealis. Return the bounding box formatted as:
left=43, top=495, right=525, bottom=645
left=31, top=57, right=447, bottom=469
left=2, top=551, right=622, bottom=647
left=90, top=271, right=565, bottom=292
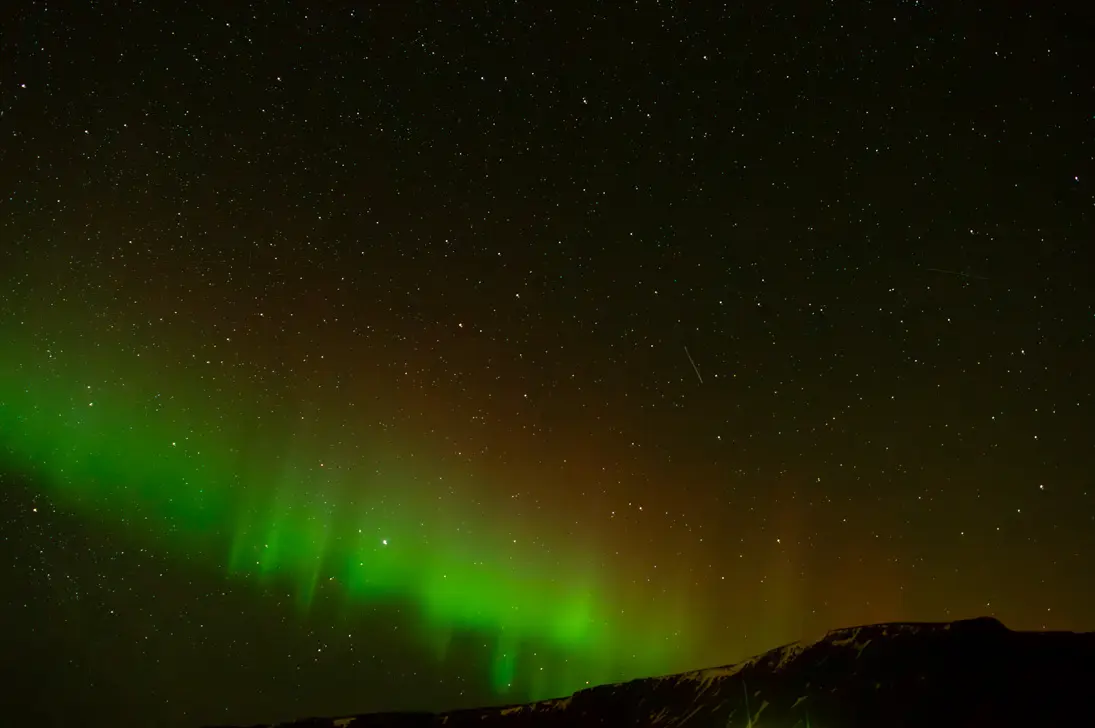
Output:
left=2, top=3, right=1094, bottom=727
left=0, top=293, right=689, bottom=693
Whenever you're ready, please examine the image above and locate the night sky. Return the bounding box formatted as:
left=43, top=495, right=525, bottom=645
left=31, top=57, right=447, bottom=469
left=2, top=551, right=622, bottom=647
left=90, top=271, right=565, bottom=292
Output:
left=1, top=3, right=1093, bottom=727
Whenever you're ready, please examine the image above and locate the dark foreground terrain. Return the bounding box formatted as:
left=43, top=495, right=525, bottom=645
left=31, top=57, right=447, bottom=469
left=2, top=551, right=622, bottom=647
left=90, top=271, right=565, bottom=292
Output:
left=209, top=617, right=1094, bottom=727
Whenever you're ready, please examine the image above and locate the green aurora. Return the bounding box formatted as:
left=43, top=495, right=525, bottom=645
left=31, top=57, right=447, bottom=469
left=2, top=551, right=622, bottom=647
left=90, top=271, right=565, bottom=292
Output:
left=0, top=305, right=694, bottom=700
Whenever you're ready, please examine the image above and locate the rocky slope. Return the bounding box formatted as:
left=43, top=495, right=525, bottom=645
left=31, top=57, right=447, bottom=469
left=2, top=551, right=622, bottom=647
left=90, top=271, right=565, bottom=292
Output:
left=208, top=616, right=1095, bottom=727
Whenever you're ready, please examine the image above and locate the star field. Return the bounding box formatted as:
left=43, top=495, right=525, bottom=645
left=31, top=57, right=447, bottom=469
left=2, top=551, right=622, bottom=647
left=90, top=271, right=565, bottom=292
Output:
left=1, top=3, right=1093, bottom=727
